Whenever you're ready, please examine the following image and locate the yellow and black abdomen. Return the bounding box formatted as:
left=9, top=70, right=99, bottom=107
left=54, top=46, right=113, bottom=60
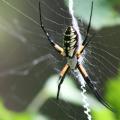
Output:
left=63, top=26, right=78, bottom=58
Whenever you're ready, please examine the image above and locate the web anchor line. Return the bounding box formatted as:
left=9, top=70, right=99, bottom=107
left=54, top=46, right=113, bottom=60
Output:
left=68, top=0, right=92, bottom=119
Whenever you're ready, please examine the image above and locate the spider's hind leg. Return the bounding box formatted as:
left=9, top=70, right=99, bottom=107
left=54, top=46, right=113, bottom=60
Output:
left=77, top=64, right=115, bottom=112
left=57, top=64, right=70, bottom=100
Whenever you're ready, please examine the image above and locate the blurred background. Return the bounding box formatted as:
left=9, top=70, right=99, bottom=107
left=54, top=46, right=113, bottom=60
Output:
left=0, top=0, right=120, bottom=120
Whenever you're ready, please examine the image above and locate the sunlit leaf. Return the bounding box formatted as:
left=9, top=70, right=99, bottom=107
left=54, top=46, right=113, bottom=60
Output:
left=105, top=72, right=120, bottom=118
left=92, top=109, right=116, bottom=120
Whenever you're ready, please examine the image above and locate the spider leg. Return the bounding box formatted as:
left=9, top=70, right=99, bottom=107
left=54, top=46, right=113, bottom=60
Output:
left=57, top=64, right=70, bottom=100
left=82, top=1, right=93, bottom=46
left=77, top=64, right=115, bottom=112
left=38, top=2, right=64, bottom=56
left=76, top=33, right=96, bottom=58
left=76, top=45, right=84, bottom=58
left=76, top=1, right=93, bottom=58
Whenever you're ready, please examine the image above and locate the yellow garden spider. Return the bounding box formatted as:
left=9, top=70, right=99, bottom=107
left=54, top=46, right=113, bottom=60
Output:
left=39, top=1, right=114, bottom=112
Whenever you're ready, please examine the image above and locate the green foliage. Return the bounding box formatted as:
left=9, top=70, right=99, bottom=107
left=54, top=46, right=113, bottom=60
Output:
left=92, top=109, right=116, bottom=120
left=0, top=101, right=32, bottom=120
left=92, top=71, right=120, bottom=120
left=105, top=72, right=120, bottom=119
left=0, top=100, right=50, bottom=120
left=107, top=0, right=120, bottom=5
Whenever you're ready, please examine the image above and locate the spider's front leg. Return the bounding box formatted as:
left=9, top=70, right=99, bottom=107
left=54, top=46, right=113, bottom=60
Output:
left=77, top=64, right=115, bottom=112
left=57, top=64, right=70, bottom=100
left=39, top=2, right=65, bottom=56
left=54, top=43, right=65, bottom=56
left=76, top=45, right=84, bottom=58
left=76, top=1, right=93, bottom=58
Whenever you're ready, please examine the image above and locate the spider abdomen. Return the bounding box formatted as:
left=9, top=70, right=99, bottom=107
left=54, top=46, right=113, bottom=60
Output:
left=63, top=26, right=78, bottom=58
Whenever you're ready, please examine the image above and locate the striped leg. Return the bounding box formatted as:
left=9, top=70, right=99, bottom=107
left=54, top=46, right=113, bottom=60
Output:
left=77, top=64, right=115, bottom=112
left=76, top=45, right=84, bottom=58
left=57, top=64, right=70, bottom=100
left=76, top=1, right=93, bottom=58
left=82, top=1, right=93, bottom=46
left=39, top=2, right=64, bottom=56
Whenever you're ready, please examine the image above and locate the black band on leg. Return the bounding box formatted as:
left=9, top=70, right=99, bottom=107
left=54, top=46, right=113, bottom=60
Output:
left=77, top=64, right=115, bottom=112
left=57, top=76, right=65, bottom=100
left=56, top=66, right=70, bottom=100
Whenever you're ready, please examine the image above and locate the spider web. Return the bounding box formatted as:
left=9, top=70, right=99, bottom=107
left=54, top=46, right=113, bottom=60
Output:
left=0, top=0, right=120, bottom=119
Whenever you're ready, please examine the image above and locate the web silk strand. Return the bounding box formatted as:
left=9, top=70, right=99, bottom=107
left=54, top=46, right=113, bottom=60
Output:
left=68, top=0, right=92, bottom=120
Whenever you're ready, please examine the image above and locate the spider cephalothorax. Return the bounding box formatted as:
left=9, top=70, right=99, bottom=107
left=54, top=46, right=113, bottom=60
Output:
left=39, top=1, right=115, bottom=112
left=64, top=26, right=78, bottom=58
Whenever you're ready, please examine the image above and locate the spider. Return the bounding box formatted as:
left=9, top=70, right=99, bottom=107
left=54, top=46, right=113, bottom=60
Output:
left=39, top=1, right=114, bottom=112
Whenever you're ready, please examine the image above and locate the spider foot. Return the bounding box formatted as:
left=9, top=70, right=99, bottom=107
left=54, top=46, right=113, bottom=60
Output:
left=56, top=76, right=62, bottom=100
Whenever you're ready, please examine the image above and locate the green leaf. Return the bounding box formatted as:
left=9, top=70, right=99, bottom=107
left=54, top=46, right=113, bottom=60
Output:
left=92, top=109, right=116, bottom=120
left=0, top=100, right=50, bottom=120
left=105, top=72, right=120, bottom=118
